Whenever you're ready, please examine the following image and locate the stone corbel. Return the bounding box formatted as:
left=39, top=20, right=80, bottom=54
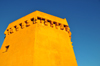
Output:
left=65, top=25, right=69, bottom=31
left=14, top=25, right=19, bottom=31
left=6, top=29, right=10, bottom=35
left=50, top=21, right=54, bottom=27
left=10, top=28, right=14, bottom=34
left=25, top=20, right=30, bottom=27
left=34, top=17, right=37, bottom=24
left=30, top=18, right=34, bottom=24
left=60, top=23, right=64, bottom=30
left=54, top=22, right=58, bottom=29
left=68, top=31, right=71, bottom=39
left=44, top=19, right=48, bottom=26
left=22, top=23, right=25, bottom=29
left=19, top=23, right=25, bottom=29
left=40, top=19, right=42, bottom=23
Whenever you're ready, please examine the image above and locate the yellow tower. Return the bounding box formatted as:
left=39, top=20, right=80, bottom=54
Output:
left=0, top=10, right=77, bottom=66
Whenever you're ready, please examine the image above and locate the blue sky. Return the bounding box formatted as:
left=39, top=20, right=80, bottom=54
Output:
left=0, top=0, right=100, bottom=66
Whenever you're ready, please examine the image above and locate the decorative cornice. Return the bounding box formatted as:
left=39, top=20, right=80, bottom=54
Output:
left=4, top=16, right=71, bottom=40
left=4, top=10, right=71, bottom=40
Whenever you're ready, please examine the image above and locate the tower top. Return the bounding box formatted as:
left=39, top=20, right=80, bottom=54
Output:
left=0, top=10, right=77, bottom=66
left=7, top=10, right=68, bottom=28
left=4, top=10, right=71, bottom=38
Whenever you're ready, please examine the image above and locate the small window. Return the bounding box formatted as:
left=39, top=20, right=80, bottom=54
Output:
left=5, top=45, right=10, bottom=52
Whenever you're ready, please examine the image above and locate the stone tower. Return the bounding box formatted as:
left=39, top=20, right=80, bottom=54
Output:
left=0, top=10, right=77, bottom=66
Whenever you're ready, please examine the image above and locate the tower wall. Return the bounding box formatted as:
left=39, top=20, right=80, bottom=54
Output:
left=0, top=10, right=77, bottom=66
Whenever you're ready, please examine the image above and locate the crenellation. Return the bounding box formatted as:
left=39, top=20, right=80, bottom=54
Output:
left=4, top=17, right=71, bottom=39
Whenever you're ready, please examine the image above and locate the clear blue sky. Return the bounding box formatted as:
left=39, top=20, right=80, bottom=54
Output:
left=0, top=0, right=100, bottom=66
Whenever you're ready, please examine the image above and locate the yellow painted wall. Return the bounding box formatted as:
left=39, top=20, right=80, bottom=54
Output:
left=0, top=10, right=77, bottom=66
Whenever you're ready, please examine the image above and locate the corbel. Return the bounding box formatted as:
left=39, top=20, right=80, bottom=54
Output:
left=55, top=22, right=59, bottom=29
left=60, top=23, right=64, bottom=30
left=64, top=25, right=69, bottom=31
left=25, top=20, right=30, bottom=27
left=6, top=29, right=10, bottom=35
left=68, top=31, right=71, bottom=40
left=14, top=25, right=19, bottom=31
left=10, top=28, right=14, bottom=34
left=34, top=17, right=37, bottom=24
left=50, top=21, right=54, bottom=27
left=19, top=22, right=25, bottom=29
left=30, top=18, right=34, bottom=24
left=40, top=18, right=42, bottom=23
left=44, top=19, right=48, bottom=26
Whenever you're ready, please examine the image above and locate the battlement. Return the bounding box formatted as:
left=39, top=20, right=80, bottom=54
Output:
left=4, top=10, right=71, bottom=39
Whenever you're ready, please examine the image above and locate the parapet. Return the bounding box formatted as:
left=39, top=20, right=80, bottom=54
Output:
left=4, top=10, right=71, bottom=39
